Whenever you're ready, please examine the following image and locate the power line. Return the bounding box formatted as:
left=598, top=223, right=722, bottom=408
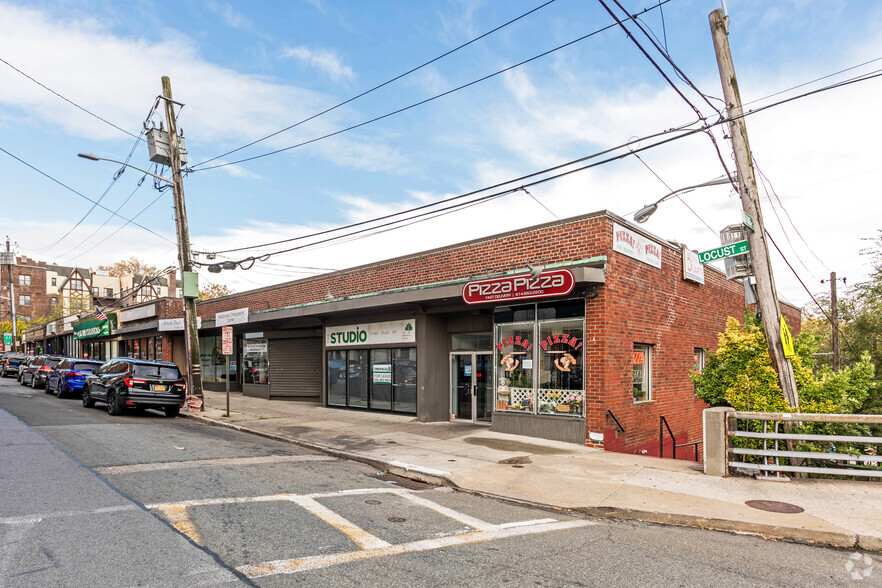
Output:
left=205, top=69, right=882, bottom=269
left=0, top=145, right=176, bottom=246
left=190, top=0, right=673, bottom=173
left=631, top=151, right=717, bottom=234
left=190, top=0, right=560, bottom=169
left=0, top=56, right=141, bottom=140
left=766, top=230, right=859, bottom=358
left=198, top=121, right=701, bottom=256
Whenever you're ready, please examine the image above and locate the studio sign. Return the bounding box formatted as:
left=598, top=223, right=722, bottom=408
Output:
left=462, top=268, right=575, bottom=305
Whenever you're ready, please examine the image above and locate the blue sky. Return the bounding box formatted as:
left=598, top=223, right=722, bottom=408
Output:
left=1, top=0, right=880, bottom=307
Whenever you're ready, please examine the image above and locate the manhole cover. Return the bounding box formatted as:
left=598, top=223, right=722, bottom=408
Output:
left=369, top=473, right=439, bottom=491
left=745, top=500, right=804, bottom=514
left=387, top=516, right=407, bottom=523
left=365, top=499, right=382, bottom=505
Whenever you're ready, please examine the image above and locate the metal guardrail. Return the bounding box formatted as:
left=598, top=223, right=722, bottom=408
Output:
left=727, top=411, right=882, bottom=479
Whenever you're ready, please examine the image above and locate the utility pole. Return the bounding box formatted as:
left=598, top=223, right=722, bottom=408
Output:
left=161, top=76, right=203, bottom=409
left=709, top=9, right=800, bottom=409
left=6, top=238, right=17, bottom=352
left=825, top=271, right=841, bottom=371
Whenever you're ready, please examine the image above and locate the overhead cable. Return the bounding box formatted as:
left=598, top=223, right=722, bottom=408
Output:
left=190, top=0, right=560, bottom=169
left=190, top=0, right=673, bottom=172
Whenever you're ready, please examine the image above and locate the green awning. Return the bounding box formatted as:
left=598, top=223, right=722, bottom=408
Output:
left=73, top=315, right=117, bottom=340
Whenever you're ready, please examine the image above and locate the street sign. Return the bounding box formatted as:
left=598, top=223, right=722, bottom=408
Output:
left=222, top=326, right=233, bottom=355
left=697, top=240, right=750, bottom=264
left=780, top=317, right=795, bottom=358
left=3, top=333, right=11, bottom=346
left=741, top=210, right=755, bottom=231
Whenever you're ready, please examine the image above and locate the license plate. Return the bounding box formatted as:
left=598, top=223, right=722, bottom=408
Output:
left=154, top=385, right=166, bottom=391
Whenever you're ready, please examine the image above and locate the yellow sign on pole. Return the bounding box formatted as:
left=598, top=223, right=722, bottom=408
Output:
left=780, top=316, right=795, bottom=358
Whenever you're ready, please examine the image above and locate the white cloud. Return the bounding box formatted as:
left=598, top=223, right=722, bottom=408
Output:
left=280, top=46, right=355, bottom=82
left=207, top=1, right=254, bottom=31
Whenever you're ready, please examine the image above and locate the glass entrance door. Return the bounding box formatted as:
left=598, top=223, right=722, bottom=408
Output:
left=450, top=353, right=492, bottom=422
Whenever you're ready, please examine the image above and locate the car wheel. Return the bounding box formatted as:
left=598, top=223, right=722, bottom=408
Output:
left=82, top=387, right=95, bottom=408
left=19, top=374, right=27, bottom=386
left=163, top=406, right=180, bottom=418
left=55, top=382, right=65, bottom=399
left=107, top=390, right=123, bottom=416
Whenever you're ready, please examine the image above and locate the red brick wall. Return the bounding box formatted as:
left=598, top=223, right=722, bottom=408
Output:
left=3, top=257, right=50, bottom=320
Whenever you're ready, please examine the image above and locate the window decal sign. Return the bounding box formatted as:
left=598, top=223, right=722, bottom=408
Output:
left=496, top=335, right=533, bottom=353
left=539, top=333, right=582, bottom=351
left=554, top=353, right=577, bottom=372
left=463, top=268, right=575, bottom=304
left=500, top=354, right=520, bottom=371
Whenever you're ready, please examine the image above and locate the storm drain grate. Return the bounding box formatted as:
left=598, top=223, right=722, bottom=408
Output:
left=744, top=500, right=804, bottom=514
left=369, top=473, right=439, bottom=491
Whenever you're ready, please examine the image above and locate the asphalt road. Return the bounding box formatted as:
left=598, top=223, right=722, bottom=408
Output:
left=0, top=375, right=878, bottom=587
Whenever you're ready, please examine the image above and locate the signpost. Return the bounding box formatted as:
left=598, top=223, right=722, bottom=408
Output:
left=697, top=240, right=750, bottom=264
left=3, top=332, right=11, bottom=350
left=222, top=326, right=233, bottom=417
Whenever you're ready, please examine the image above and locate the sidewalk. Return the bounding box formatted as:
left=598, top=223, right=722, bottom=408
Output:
left=184, top=390, right=882, bottom=552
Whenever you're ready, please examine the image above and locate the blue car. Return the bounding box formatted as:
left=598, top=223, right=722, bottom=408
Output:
left=46, top=357, right=104, bottom=399
left=2, top=352, right=32, bottom=378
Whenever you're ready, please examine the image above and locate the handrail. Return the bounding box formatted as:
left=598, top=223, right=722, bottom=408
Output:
left=606, top=409, right=625, bottom=434
left=660, top=415, right=702, bottom=461
left=660, top=415, right=675, bottom=458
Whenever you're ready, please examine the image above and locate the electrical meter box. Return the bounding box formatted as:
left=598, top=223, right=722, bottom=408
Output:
left=720, top=223, right=753, bottom=280
left=182, top=271, right=199, bottom=299
left=146, top=128, right=188, bottom=167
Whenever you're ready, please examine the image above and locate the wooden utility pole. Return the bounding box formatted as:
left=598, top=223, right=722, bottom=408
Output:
left=709, top=9, right=800, bottom=409
left=161, top=76, right=203, bottom=409
left=829, top=271, right=840, bottom=371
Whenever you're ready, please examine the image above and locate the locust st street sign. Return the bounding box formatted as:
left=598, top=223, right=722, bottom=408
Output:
left=697, top=240, right=750, bottom=264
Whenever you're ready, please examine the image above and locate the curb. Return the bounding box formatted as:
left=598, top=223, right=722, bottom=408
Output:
left=180, top=411, right=877, bottom=552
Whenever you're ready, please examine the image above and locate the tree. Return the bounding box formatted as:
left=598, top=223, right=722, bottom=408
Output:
left=99, top=257, right=158, bottom=277
left=692, top=313, right=873, bottom=414
left=199, top=284, right=235, bottom=300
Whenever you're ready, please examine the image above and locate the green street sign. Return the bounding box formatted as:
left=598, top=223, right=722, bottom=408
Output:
left=698, top=240, right=750, bottom=264
left=3, top=333, right=11, bottom=346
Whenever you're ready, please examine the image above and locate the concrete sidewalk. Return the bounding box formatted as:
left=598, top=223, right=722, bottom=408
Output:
left=184, top=390, right=882, bottom=552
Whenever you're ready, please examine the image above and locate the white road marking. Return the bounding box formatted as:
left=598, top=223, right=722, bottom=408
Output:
left=288, top=495, right=392, bottom=550
left=94, top=454, right=334, bottom=475
left=237, top=519, right=597, bottom=578
left=396, top=491, right=498, bottom=531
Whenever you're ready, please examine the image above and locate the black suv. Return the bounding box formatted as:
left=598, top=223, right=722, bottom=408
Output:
left=20, top=355, right=64, bottom=389
left=82, top=358, right=186, bottom=417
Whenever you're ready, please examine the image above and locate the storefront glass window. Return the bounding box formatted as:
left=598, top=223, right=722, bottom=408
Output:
left=494, top=300, right=585, bottom=417
left=326, top=348, right=417, bottom=414
left=495, top=322, right=535, bottom=413
left=633, top=344, right=652, bottom=402
left=243, top=338, right=269, bottom=384
left=369, top=349, right=392, bottom=411
left=327, top=350, right=347, bottom=406
left=451, top=333, right=492, bottom=351
left=392, top=348, right=417, bottom=413
left=537, top=319, right=584, bottom=415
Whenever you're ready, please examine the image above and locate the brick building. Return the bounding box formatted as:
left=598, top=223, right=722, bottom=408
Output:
left=58, top=211, right=802, bottom=457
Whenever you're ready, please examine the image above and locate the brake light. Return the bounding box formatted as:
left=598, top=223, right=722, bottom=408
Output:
left=69, top=372, right=85, bottom=377
left=124, top=378, right=133, bottom=387
left=39, top=365, right=51, bottom=371
left=123, top=378, right=147, bottom=388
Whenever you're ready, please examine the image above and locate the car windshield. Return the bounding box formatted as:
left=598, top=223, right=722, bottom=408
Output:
left=133, top=364, right=181, bottom=380
left=72, top=362, right=102, bottom=372
left=46, top=358, right=62, bottom=367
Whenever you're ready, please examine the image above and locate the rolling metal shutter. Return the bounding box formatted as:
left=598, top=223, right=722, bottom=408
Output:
left=268, top=337, right=322, bottom=400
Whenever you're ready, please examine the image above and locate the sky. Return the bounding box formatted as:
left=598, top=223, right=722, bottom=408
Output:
left=1, top=0, right=880, bottom=312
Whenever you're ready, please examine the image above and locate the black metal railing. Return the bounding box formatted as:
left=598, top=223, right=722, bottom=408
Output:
left=659, top=415, right=701, bottom=461
left=606, top=409, right=625, bottom=434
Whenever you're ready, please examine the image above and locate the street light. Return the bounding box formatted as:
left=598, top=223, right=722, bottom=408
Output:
left=633, top=175, right=735, bottom=224
left=77, top=153, right=173, bottom=184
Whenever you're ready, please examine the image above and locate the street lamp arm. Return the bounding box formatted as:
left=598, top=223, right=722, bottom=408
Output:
left=633, top=175, right=735, bottom=224
left=77, top=153, right=173, bottom=184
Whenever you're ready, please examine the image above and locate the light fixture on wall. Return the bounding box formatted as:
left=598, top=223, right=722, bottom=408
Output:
left=526, top=263, right=543, bottom=280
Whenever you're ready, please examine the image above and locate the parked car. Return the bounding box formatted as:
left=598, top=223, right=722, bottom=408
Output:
left=3, top=352, right=32, bottom=378
left=20, top=355, right=63, bottom=389
left=46, top=358, right=104, bottom=399
left=82, top=357, right=186, bottom=417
